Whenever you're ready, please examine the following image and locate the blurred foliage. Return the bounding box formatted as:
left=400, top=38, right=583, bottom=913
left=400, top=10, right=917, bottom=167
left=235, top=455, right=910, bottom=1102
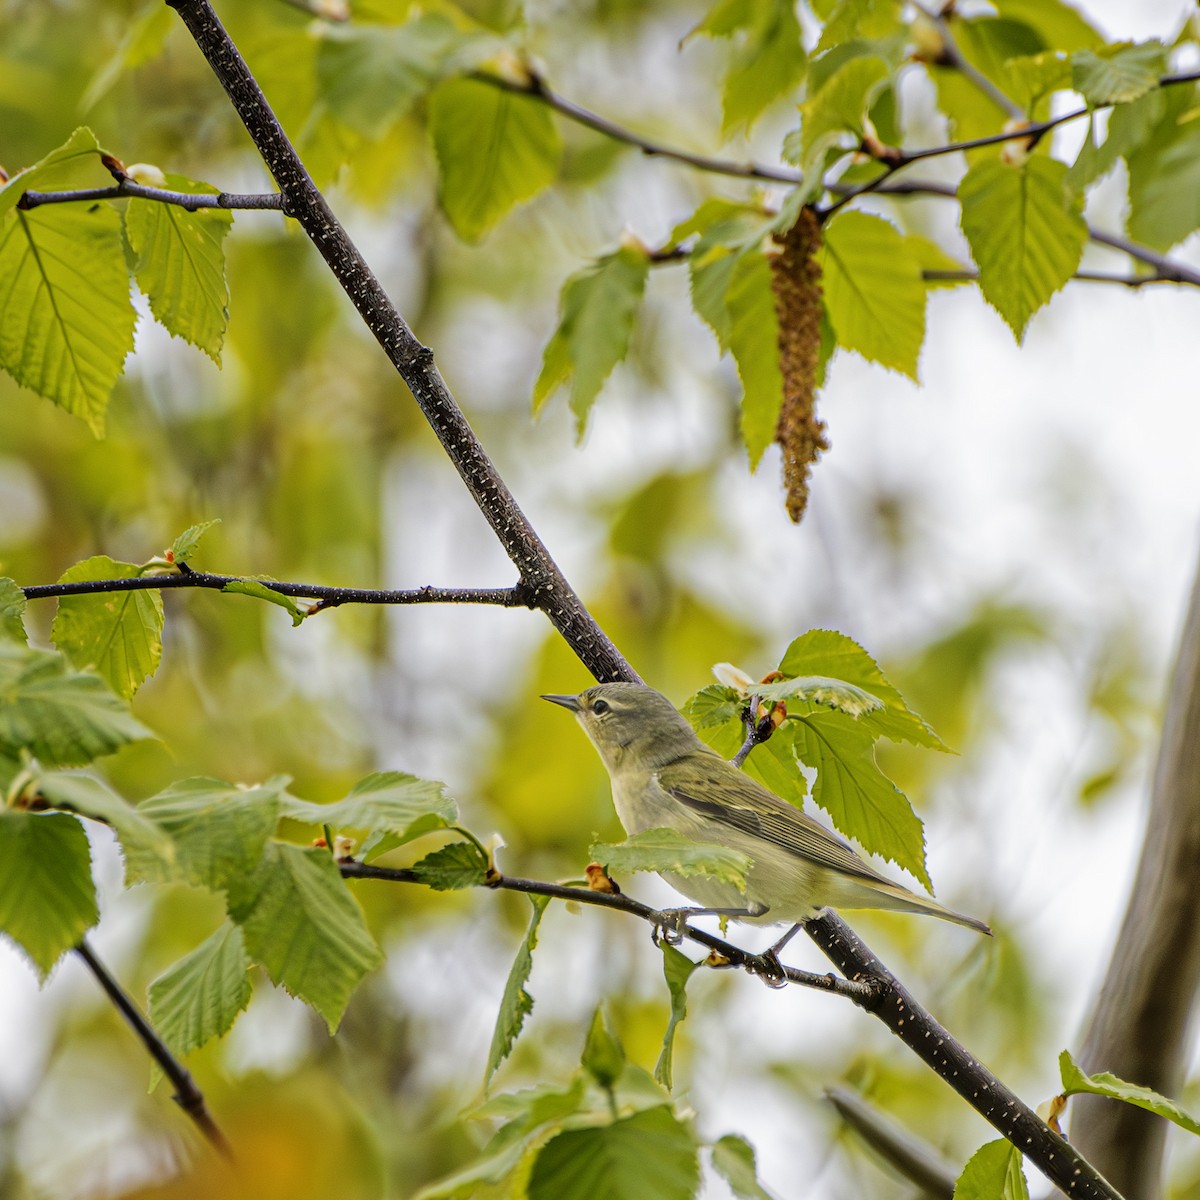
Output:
left=0, top=0, right=1191, bottom=1196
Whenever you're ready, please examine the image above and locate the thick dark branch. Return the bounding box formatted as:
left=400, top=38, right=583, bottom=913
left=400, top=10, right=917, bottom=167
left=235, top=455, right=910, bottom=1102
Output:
left=803, top=913, right=1121, bottom=1200
left=473, top=70, right=803, bottom=185
left=17, top=182, right=282, bottom=212
left=22, top=572, right=533, bottom=610
left=74, top=938, right=233, bottom=1159
left=338, top=860, right=877, bottom=1003
left=166, top=0, right=636, bottom=685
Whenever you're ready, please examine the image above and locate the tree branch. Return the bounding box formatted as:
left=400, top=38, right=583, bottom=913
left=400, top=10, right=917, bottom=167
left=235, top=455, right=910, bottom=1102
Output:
left=166, top=0, right=637, bottom=686
left=21, top=572, right=535, bottom=610
left=1070, top=554, right=1200, bottom=1198
left=74, top=938, right=233, bottom=1159
left=17, top=182, right=283, bottom=212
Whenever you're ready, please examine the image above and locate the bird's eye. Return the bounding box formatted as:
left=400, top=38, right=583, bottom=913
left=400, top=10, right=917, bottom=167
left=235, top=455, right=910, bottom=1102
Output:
left=591, top=699, right=610, bottom=715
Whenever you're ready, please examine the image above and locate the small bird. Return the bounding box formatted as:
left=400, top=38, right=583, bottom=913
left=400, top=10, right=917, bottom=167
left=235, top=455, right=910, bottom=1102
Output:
left=543, top=682, right=990, bottom=936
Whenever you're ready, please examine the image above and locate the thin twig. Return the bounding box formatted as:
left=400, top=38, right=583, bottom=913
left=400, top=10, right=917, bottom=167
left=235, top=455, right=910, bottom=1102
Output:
left=338, top=860, right=879, bottom=1001
left=472, top=70, right=803, bottom=185
left=18, top=181, right=283, bottom=213
left=21, top=572, right=534, bottom=610
left=923, top=268, right=1185, bottom=289
left=74, top=938, right=233, bottom=1159
left=731, top=694, right=770, bottom=768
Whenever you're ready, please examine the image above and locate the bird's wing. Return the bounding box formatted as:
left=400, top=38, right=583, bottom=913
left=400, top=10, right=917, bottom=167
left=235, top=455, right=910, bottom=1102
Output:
left=656, top=756, right=890, bottom=885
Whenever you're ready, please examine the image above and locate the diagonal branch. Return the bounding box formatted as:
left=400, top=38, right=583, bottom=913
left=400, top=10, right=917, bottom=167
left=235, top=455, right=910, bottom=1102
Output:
left=74, top=938, right=233, bottom=1159
left=166, top=0, right=636, bottom=686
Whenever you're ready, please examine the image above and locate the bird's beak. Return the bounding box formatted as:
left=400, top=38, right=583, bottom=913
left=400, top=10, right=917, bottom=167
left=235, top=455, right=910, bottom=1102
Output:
left=541, top=693, right=582, bottom=712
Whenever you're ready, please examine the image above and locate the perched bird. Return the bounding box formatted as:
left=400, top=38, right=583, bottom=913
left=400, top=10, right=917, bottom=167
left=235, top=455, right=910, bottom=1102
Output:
left=543, top=682, right=990, bottom=936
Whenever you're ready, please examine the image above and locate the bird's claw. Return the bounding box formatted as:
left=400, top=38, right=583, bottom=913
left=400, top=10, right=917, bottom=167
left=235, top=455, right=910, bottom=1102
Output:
left=651, top=908, right=691, bottom=946
left=749, top=949, right=789, bottom=989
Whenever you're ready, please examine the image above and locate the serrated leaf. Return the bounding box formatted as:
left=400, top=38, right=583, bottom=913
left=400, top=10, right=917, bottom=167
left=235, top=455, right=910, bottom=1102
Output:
left=1059, top=1050, right=1200, bottom=1135
left=726, top=249, right=784, bottom=468
left=222, top=578, right=307, bottom=625
left=429, top=76, right=561, bottom=242
left=906, top=231, right=972, bottom=289
left=0, top=641, right=152, bottom=766
left=317, top=14, right=476, bottom=139
left=227, top=842, right=382, bottom=1032
left=655, top=943, right=699, bottom=1091
left=0, top=127, right=105, bottom=222
left=1003, top=50, right=1071, bottom=111
left=0, top=810, right=97, bottom=978
left=148, top=921, right=251, bottom=1059
left=528, top=1106, right=699, bottom=1200
left=0, top=203, right=136, bottom=435
left=683, top=684, right=742, bottom=731
left=485, top=893, right=549, bottom=1086
left=281, top=770, right=457, bottom=845
left=34, top=769, right=175, bottom=868
left=1071, top=41, right=1165, bottom=106
left=958, top=156, right=1087, bottom=341
left=51, top=556, right=164, bottom=699
left=1126, top=120, right=1200, bottom=252
left=711, top=1134, right=774, bottom=1200
left=0, top=578, right=28, bottom=643
left=756, top=674, right=883, bottom=716
left=694, top=0, right=806, bottom=134
left=582, top=1006, right=626, bottom=1089
left=953, top=1138, right=1029, bottom=1200
left=591, top=827, right=751, bottom=891
left=127, top=776, right=285, bottom=889
left=797, top=56, right=889, bottom=170
left=125, top=174, right=231, bottom=362
left=778, top=629, right=947, bottom=749
left=791, top=711, right=929, bottom=888
left=410, top=840, right=488, bottom=890
left=533, top=245, right=650, bottom=431
left=821, top=210, right=925, bottom=379
left=170, top=519, right=220, bottom=564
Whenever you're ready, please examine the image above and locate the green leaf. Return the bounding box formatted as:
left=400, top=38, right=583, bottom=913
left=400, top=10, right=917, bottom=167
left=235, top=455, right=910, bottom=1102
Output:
left=958, top=156, right=1087, bottom=341
left=778, top=629, right=947, bottom=749
left=1126, top=118, right=1200, bottom=252
left=170, top=519, right=220, bottom=565
left=485, top=893, right=549, bottom=1086
left=820, top=211, right=925, bottom=379
left=953, top=1138, right=1029, bottom=1200
left=34, top=769, right=175, bottom=869
left=127, top=776, right=285, bottom=889
left=0, top=810, right=97, bottom=977
left=683, top=684, right=742, bottom=731
left=222, top=578, right=307, bottom=626
left=992, top=0, right=1103, bottom=52
left=693, top=0, right=806, bottom=134
left=410, top=840, right=488, bottom=890
left=582, top=1006, right=626, bottom=1089
left=429, top=76, right=562, bottom=242
left=528, top=1106, right=699, bottom=1200
left=591, top=827, right=751, bottom=892
left=711, top=1134, right=774, bottom=1200
left=0, top=127, right=105, bottom=223
left=533, top=244, right=650, bottom=431
left=655, top=943, right=699, bottom=1090
left=1071, top=41, right=1166, bottom=106
left=125, top=174, right=232, bottom=362
left=227, top=842, right=382, bottom=1032
left=755, top=674, right=883, bottom=716
left=726, top=248, right=785, bottom=468
left=280, top=770, right=458, bottom=845
left=0, top=641, right=153, bottom=766
left=792, top=711, right=930, bottom=888
left=796, top=56, right=889, bottom=171
left=316, top=14, right=475, bottom=139
left=51, top=556, right=164, bottom=699
left=148, top=921, right=252, bottom=1059
left=0, top=578, right=28, bottom=643
left=0, top=202, right=136, bottom=435
left=1059, top=1050, right=1200, bottom=1136
left=1003, top=50, right=1072, bottom=111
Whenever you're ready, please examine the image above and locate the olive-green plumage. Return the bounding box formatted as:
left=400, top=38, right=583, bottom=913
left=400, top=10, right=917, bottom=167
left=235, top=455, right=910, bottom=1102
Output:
left=543, top=682, right=990, bottom=935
